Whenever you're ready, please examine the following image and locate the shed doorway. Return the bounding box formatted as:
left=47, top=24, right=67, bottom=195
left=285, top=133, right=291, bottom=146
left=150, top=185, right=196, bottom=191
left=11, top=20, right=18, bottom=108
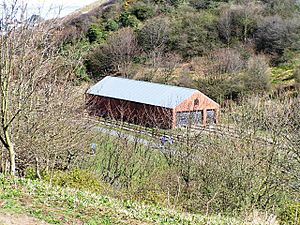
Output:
left=207, top=109, right=216, bottom=124
left=176, top=111, right=202, bottom=127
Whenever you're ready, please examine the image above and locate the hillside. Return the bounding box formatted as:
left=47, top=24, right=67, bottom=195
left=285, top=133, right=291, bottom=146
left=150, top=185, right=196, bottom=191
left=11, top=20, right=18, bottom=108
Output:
left=61, top=0, right=300, bottom=103
left=0, top=175, right=241, bottom=225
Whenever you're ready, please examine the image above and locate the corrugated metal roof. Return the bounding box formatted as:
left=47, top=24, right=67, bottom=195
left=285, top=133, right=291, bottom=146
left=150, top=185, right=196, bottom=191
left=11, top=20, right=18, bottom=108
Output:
left=87, top=76, right=198, bottom=109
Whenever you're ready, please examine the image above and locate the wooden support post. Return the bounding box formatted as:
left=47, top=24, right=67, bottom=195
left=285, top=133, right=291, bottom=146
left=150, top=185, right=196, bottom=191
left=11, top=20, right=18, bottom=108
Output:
left=172, top=109, right=176, bottom=128
left=203, top=109, right=207, bottom=127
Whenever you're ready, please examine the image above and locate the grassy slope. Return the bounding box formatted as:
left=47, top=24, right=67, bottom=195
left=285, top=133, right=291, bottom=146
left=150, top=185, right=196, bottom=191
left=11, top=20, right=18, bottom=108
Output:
left=0, top=175, right=240, bottom=225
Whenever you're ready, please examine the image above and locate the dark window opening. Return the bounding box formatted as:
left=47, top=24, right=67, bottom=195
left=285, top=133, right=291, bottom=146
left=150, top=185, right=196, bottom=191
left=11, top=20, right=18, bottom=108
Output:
left=194, top=98, right=199, bottom=106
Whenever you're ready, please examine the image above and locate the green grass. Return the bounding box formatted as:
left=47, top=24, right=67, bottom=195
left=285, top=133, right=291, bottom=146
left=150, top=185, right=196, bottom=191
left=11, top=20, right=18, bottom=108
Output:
left=271, top=64, right=295, bottom=85
left=0, top=175, right=241, bottom=225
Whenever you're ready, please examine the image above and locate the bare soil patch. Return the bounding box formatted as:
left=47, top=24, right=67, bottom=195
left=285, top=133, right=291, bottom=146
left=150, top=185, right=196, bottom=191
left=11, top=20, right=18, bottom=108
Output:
left=0, top=212, right=51, bottom=225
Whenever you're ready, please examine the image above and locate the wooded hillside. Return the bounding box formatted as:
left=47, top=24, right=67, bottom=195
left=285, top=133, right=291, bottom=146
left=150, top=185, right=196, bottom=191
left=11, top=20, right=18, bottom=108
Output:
left=63, top=0, right=300, bottom=102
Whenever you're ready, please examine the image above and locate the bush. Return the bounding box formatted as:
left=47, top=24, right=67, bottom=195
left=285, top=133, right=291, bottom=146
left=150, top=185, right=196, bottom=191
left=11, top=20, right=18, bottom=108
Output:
left=242, top=55, right=271, bottom=93
left=262, top=0, right=300, bottom=17
left=170, top=10, right=221, bottom=58
left=195, top=76, right=244, bottom=102
left=255, top=16, right=288, bottom=58
left=86, top=28, right=138, bottom=77
left=129, top=2, right=156, bottom=21
left=293, top=65, right=300, bottom=84
left=86, top=24, right=105, bottom=43
left=218, top=3, right=262, bottom=44
left=192, top=48, right=246, bottom=101
left=105, top=19, right=119, bottom=31
left=43, top=169, right=105, bottom=193
left=137, top=16, right=171, bottom=52
left=119, top=12, right=140, bottom=28
left=278, top=202, right=300, bottom=225
left=188, top=0, right=210, bottom=9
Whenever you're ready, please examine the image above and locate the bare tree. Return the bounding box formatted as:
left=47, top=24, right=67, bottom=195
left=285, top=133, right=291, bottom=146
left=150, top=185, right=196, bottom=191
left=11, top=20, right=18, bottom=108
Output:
left=137, top=17, right=171, bottom=52
left=218, top=2, right=263, bottom=44
left=0, top=1, right=57, bottom=175
left=87, top=27, right=139, bottom=78
left=0, top=1, right=91, bottom=176
left=218, top=6, right=232, bottom=45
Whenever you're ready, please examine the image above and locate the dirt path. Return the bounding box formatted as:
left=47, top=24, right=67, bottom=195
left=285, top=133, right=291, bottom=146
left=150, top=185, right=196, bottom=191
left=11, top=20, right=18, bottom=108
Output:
left=0, top=212, right=51, bottom=225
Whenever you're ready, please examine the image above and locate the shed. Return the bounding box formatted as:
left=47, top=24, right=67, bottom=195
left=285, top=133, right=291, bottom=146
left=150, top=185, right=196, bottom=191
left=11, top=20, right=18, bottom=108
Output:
left=86, top=76, right=220, bottom=129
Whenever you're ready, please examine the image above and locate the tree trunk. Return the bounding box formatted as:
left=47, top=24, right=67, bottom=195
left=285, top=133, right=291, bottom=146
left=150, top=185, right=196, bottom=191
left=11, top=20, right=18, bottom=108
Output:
left=0, top=146, right=4, bottom=173
left=8, top=143, right=15, bottom=176
left=6, top=132, right=15, bottom=176
left=35, top=157, right=41, bottom=179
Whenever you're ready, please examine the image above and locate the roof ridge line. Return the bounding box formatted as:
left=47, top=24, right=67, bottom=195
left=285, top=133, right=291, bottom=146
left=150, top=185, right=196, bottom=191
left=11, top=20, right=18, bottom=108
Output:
left=106, top=76, right=198, bottom=91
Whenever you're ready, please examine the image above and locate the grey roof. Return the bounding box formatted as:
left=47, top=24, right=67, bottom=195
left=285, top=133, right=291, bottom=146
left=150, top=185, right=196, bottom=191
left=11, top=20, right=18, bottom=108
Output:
left=87, top=76, right=198, bottom=109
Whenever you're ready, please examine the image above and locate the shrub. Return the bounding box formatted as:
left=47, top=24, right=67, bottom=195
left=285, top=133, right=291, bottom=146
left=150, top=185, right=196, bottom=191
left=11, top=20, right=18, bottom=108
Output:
left=44, top=169, right=105, bottom=193
left=188, top=0, right=210, bottom=9
left=195, top=76, right=244, bottom=102
left=242, top=55, right=271, bottom=93
left=119, top=12, right=140, bottom=28
left=105, top=19, right=119, bottom=31
left=218, top=2, right=262, bottom=44
left=86, top=28, right=138, bottom=77
left=129, top=2, right=156, bottom=21
left=255, top=16, right=288, bottom=58
left=261, top=0, right=300, bottom=17
left=86, top=24, right=105, bottom=43
left=293, top=65, right=300, bottom=83
left=170, top=10, right=221, bottom=58
left=192, top=48, right=246, bottom=101
left=278, top=201, right=300, bottom=225
left=137, top=16, right=171, bottom=52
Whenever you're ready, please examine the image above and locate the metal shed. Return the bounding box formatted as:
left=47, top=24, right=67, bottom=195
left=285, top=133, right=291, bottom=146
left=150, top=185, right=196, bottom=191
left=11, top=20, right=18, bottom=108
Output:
left=86, top=76, right=220, bottom=129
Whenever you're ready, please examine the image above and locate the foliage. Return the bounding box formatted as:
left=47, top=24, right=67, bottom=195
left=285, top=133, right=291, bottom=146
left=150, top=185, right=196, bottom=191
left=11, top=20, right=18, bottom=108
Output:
left=192, top=48, right=244, bottom=101
left=1, top=1, right=300, bottom=223
left=242, top=55, right=271, bottom=93
left=188, top=0, right=210, bottom=9
left=83, top=132, right=166, bottom=190
left=43, top=169, right=105, bottom=193
left=129, top=2, right=156, bottom=21
left=137, top=16, right=171, bottom=52
left=104, top=19, right=119, bottom=31
left=80, top=97, right=299, bottom=216
left=294, top=64, right=300, bottom=83
left=262, top=0, right=300, bottom=17
left=87, top=24, right=105, bottom=43
left=254, top=15, right=300, bottom=63
left=278, top=201, right=300, bottom=225
left=119, top=11, right=140, bottom=28
left=56, top=0, right=300, bottom=96
left=86, top=27, right=138, bottom=77
left=60, top=41, right=91, bottom=82
left=170, top=10, right=221, bottom=58
left=218, top=2, right=263, bottom=44
left=0, top=2, right=91, bottom=177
